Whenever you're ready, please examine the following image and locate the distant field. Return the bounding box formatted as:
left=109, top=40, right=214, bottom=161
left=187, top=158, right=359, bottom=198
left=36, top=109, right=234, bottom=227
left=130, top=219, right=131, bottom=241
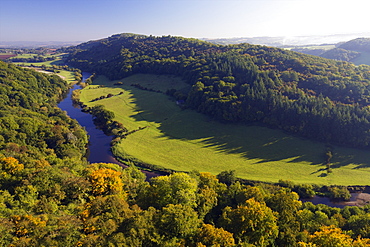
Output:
left=284, top=45, right=335, bottom=51
left=79, top=74, right=370, bottom=185
left=12, top=53, right=65, bottom=66
left=13, top=53, right=55, bottom=59
left=8, top=53, right=76, bottom=84
left=300, top=45, right=335, bottom=50
left=26, top=68, right=75, bottom=84
left=0, top=53, right=16, bottom=60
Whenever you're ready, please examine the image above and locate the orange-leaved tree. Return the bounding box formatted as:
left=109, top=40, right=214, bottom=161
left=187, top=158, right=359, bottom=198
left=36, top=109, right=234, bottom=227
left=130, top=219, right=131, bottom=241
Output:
left=86, top=163, right=124, bottom=196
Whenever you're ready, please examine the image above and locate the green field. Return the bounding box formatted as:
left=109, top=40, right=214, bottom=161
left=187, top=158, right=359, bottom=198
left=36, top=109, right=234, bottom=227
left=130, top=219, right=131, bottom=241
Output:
left=284, top=45, right=335, bottom=51
left=299, top=45, right=335, bottom=50
left=10, top=53, right=76, bottom=84
left=57, top=70, right=76, bottom=84
left=79, top=74, right=370, bottom=185
left=12, top=53, right=66, bottom=66
left=19, top=67, right=76, bottom=84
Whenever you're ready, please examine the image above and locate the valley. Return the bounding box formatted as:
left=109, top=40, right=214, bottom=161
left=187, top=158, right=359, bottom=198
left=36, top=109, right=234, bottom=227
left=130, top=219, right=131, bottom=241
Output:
left=2, top=33, right=370, bottom=246
left=2, top=0, right=370, bottom=243
left=79, top=74, right=370, bottom=185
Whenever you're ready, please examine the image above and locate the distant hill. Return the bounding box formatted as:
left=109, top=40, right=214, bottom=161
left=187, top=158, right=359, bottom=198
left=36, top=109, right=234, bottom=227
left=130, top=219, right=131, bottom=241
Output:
left=320, top=47, right=361, bottom=61
left=203, top=33, right=370, bottom=47
left=205, top=34, right=370, bottom=66
left=339, top=37, right=370, bottom=52
left=292, top=38, right=370, bottom=65
left=321, top=38, right=370, bottom=65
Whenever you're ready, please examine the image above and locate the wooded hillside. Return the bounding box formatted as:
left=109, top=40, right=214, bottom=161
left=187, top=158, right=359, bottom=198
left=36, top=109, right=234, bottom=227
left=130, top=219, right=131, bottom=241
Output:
left=67, top=34, right=370, bottom=149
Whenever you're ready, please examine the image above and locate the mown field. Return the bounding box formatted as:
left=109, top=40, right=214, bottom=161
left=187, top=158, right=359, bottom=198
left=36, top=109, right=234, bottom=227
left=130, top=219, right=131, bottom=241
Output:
left=0, top=53, right=16, bottom=60
left=79, top=74, right=370, bottom=185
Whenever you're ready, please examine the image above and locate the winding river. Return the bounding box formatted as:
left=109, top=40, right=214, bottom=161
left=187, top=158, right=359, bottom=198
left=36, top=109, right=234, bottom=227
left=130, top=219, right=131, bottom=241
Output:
left=57, top=72, right=158, bottom=179
left=57, top=73, right=367, bottom=208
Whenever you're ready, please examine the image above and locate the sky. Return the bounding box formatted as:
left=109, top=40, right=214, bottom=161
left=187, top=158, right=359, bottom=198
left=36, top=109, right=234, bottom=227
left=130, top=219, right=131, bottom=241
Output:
left=0, top=0, right=369, bottom=42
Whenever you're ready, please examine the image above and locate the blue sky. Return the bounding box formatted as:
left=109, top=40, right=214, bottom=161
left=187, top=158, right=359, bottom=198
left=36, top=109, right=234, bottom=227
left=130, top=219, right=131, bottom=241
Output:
left=0, top=0, right=369, bottom=42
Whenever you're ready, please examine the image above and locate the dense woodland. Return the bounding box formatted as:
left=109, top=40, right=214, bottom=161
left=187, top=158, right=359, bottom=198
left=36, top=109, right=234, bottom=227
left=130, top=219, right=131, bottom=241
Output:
left=67, top=34, right=370, bottom=149
left=1, top=37, right=370, bottom=246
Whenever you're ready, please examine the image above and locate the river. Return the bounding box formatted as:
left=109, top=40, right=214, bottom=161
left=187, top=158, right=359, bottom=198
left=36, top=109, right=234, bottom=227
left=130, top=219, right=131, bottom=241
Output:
left=301, top=192, right=369, bottom=208
left=57, top=72, right=158, bottom=179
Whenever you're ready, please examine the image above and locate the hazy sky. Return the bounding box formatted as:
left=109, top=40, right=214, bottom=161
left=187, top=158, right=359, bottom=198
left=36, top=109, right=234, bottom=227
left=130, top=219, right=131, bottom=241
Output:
left=1, top=0, right=369, bottom=42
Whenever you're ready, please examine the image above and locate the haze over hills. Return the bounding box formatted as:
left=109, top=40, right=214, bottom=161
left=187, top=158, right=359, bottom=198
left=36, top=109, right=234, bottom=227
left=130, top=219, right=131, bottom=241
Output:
left=2, top=33, right=370, bottom=49
left=0, top=41, right=83, bottom=49
left=203, top=32, right=370, bottom=47
left=290, top=38, right=370, bottom=66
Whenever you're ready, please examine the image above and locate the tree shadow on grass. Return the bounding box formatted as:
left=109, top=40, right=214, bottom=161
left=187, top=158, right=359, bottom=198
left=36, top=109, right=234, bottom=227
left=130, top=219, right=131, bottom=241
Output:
left=330, top=151, right=370, bottom=169
left=118, top=85, right=370, bottom=170
left=50, top=60, right=64, bottom=66
left=122, top=88, right=325, bottom=166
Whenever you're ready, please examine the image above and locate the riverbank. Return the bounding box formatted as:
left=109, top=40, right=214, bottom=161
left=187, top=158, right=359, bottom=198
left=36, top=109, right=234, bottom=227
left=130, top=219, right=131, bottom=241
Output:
left=302, top=192, right=370, bottom=208
left=346, top=193, right=370, bottom=206
left=57, top=73, right=160, bottom=179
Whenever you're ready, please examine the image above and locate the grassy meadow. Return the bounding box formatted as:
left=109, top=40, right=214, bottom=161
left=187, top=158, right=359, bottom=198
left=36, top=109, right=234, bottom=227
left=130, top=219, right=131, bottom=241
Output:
left=55, top=69, right=76, bottom=84
left=79, top=74, right=370, bottom=185
left=25, top=67, right=76, bottom=84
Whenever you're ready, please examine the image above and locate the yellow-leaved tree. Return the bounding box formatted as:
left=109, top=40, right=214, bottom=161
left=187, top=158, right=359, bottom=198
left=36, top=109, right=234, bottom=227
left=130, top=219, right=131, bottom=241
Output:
left=86, top=163, right=124, bottom=196
left=220, top=198, right=278, bottom=246
left=0, top=157, right=24, bottom=187
left=299, top=225, right=370, bottom=247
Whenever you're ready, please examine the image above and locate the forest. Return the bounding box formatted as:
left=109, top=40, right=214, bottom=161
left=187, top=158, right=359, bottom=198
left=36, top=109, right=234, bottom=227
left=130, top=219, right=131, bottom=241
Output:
left=67, top=34, right=370, bottom=149
left=1, top=36, right=370, bottom=246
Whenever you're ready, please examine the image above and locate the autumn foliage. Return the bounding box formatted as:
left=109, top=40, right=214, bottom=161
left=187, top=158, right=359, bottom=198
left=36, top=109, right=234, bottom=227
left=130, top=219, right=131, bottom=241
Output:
left=89, top=167, right=123, bottom=195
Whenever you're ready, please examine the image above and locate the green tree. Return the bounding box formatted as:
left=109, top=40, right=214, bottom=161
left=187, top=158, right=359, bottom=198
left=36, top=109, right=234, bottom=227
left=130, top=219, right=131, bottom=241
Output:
left=144, top=172, right=198, bottom=208
left=345, top=213, right=370, bottom=238
left=220, top=198, right=278, bottom=246
left=216, top=170, right=236, bottom=186
left=156, top=204, right=201, bottom=241
left=121, top=165, right=148, bottom=203
left=80, top=194, right=131, bottom=241
left=196, top=185, right=218, bottom=219
left=267, top=189, right=302, bottom=246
